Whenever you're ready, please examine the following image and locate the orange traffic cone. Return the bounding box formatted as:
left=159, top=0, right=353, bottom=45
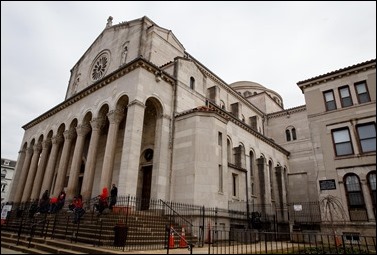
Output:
left=169, top=227, right=175, bottom=249
left=179, top=226, right=187, bottom=248
left=205, top=222, right=212, bottom=244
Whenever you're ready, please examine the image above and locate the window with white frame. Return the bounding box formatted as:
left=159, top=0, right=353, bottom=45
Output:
left=356, top=123, right=376, bottom=153
left=355, top=81, right=371, bottom=104
left=344, top=174, right=365, bottom=209
left=339, top=86, right=353, bottom=107
left=332, top=128, right=353, bottom=156
left=324, top=90, right=337, bottom=111
left=367, top=171, right=376, bottom=215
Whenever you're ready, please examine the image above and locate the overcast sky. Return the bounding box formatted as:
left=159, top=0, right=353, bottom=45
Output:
left=1, top=1, right=376, bottom=160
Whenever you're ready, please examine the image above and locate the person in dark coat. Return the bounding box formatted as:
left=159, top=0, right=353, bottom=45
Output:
left=38, top=190, right=50, bottom=213
left=109, top=184, right=118, bottom=210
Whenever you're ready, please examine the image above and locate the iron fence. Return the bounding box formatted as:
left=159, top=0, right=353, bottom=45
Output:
left=1, top=196, right=376, bottom=253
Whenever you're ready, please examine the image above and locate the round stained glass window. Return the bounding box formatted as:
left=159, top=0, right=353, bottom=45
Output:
left=91, top=52, right=110, bottom=81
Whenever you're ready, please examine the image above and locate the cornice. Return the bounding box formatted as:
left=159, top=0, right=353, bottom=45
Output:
left=22, top=57, right=176, bottom=130
left=297, top=59, right=376, bottom=92
left=176, top=102, right=290, bottom=156
left=267, top=105, right=307, bottom=119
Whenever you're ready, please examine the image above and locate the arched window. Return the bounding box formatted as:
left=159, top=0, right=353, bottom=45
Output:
left=367, top=171, right=376, bottom=216
left=344, top=174, right=365, bottom=210
left=249, top=151, right=254, bottom=177
left=190, top=77, right=195, bottom=90
left=285, top=129, right=291, bottom=141
left=286, top=126, right=297, bottom=141
left=292, top=128, right=297, bottom=140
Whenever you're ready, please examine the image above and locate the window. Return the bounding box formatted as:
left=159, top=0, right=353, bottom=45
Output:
left=324, top=90, right=337, bottom=111
left=219, top=165, right=223, bottom=193
left=367, top=171, right=376, bottom=215
left=285, top=126, right=297, bottom=142
left=250, top=116, right=257, bottom=130
left=285, top=129, right=291, bottom=141
left=339, top=86, right=353, bottom=107
left=249, top=151, right=254, bottom=177
left=232, top=173, right=238, bottom=197
left=292, top=128, right=297, bottom=140
left=357, top=123, right=376, bottom=153
left=344, top=174, right=365, bottom=208
left=190, top=77, right=195, bottom=90
left=355, top=81, right=370, bottom=104
left=343, top=232, right=360, bottom=243
left=332, top=128, right=353, bottom=156
left=1, top=183, right=6, bottom=192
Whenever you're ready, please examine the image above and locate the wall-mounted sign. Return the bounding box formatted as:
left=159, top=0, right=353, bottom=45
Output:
left=293, top=204, right=302, bottom=211
left=319, top=179, right=336, bottom=190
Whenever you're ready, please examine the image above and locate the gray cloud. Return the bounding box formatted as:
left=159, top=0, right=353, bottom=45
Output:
left=1, top=1, right=376, bottom=160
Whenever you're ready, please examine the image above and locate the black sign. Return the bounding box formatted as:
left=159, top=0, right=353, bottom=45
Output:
left=319, top=179, right=336, bottom=190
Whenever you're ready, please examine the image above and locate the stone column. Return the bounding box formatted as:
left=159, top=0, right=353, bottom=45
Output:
left=14, top=146, right=34, bottom=203
left=30, top=139, right=51, bottom=200
left=81, top=117, right=104, bottom=201
left=275, top=165, right=286, bottom=221
left=149, top=114, right=170, bottom=200
left=99, top=109, right=124, bottom=192
left=53, top=129, right=76, bottom=196
left=118, top=100, right=145, bottom=196
left=40, top=135, right=63, bottom=197
left=22, top=143, right=42, bottom=202
left=66, top=124, right=91, bottom=199
left=7, top=148, right=26, bottom=202
left=257, top=157, right=268, bottom=214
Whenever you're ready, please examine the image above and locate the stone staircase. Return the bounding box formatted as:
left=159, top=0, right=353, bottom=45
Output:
left=1, top=206, right=197, bottom=254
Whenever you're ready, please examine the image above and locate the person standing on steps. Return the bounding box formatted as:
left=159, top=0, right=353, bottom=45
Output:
left=73, top=195, right=85, bottom=223
left=109, top=184, right=118, bottom=210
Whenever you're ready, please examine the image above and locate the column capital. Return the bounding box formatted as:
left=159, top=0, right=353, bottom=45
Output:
left=107, top=109, right=124, bottom=125
left=42, top=139, right=52, bottom=149
left=63, top=129, right=77, bottom=140
left=52, top=134, right=64, bottom=145
left=128, top=99, right=145, bottom=108
left=160, top=114, right=171, bottom=120
left=76, top=124, right=91, bottom=136
left=90, top=117, right=105, bottom=131
left=26, top=146, right=34, bottom=154
left=33, top=143, right=42, bottom=153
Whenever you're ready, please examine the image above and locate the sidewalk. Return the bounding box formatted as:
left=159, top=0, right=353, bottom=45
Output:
left=1, top=247, right=26, bottom=254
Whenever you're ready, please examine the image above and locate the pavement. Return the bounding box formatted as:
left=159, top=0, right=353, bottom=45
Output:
left=1, top=247, right=26, bottom=254
left=0, top=245, right=208, bottom=254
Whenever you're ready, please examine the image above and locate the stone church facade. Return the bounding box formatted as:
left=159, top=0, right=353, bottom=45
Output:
left=8, top=16, right=375, bottom=236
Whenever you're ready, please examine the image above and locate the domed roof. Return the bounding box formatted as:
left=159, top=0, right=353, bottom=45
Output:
left=229, top=81, right=267, bottom=90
